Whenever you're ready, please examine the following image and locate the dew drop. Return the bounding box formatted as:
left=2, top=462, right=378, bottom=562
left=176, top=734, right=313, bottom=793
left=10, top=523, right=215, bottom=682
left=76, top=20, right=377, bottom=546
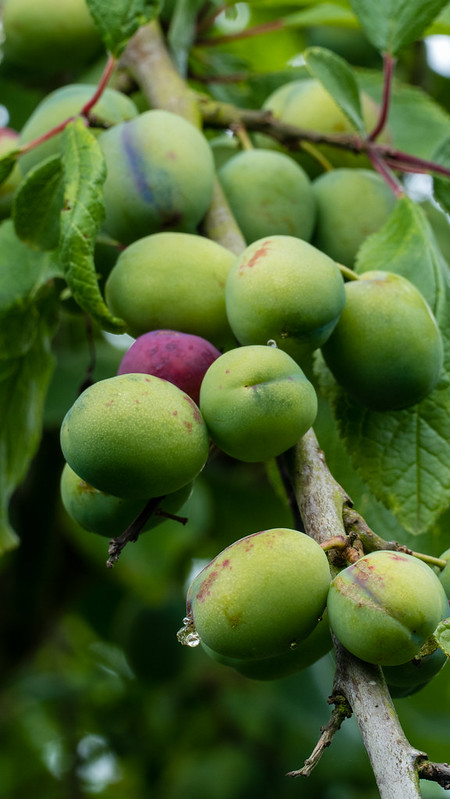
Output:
left=267, top=339, right=278, bottom=348
left=177, top=615, right=200, bottom=647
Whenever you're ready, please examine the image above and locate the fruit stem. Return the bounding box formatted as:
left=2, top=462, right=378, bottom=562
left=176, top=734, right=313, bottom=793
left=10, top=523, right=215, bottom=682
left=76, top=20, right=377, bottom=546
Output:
left=409, top=551, right=448, bottom=570
left=106, top=496, right=166, bottom=568
left=81, top=54, right=118, bottom=118
left=337, top=263, right=360, bottom=281
left=367, top=53, right=396, bottom=142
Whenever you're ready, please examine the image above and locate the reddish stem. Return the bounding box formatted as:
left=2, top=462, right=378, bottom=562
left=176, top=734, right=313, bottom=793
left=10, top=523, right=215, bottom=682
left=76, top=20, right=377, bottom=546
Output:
left=81, top=54, right=117, bottom=117
left=368, top=53, right=396, bottom=142
left=368, top=148, right=404, bottom=198
left=197, top=18, right=284, bottom=46
left=19, top=117, right=78, bottom=155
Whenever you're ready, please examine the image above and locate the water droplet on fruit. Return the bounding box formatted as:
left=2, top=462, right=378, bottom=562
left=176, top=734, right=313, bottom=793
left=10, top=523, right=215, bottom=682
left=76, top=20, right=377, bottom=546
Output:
left=267, top=339, right=278, bottom=348
left=177, top=615, right=200, bottom=647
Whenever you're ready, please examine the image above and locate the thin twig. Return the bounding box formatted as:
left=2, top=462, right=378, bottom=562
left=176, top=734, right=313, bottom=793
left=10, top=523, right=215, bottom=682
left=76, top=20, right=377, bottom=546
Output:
left=368, top=53, right=396, bottom=141
left=106, top=496, right=165, bottom=568
left=286, top=695, right=352, bottom=778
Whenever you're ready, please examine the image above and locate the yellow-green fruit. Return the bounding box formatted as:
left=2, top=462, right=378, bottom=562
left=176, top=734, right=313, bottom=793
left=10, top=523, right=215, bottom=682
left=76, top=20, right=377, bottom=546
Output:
left=187, top=528, right=331, bottom=660
left=312, top=168, right=397, bottom=266
left=225, top=235, right=345, bottom=363
left=438, top=548, right=450, bottom=599
left=199, top=345, right=317, bottom=463
left=60, top=373, right=209, bottom=499
left=218, top=149, right=316, bottom=244
left=321, top=270, right=444, bottom=410
left=263, top=78, right=389, bottom=173
left=60, top=462, right=193, bottom=537
left=2, top=0, right=102, bottom=74
left=327, top=551, right=448, bottom=666
left=201, top=611, right=332, bottom=680
left=98, top=110, right=215, bottom=245
left=19, top=84, right=139, bottom=174
left=383, top=648, right=448, bottom=698
left=105, top=232, right=236, bottom=349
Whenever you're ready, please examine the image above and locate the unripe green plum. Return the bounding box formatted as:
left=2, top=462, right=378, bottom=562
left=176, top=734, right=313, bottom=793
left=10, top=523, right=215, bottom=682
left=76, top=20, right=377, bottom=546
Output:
left=2, top=0, right=102, bottom=75
left=98, top=110, right=215, bottom=245
left=60, top=373, right=209, bottom=499
left=199, top=345, right=318, bottom=462
left=225, top=235, right=345, bottom=363
left=383, top=648, right=448, bottom=698
left=263, top=78, right=389, bottom=174
left=118, top=330, right=221, bottom=405
left=0, top=128, right=22, bottom=218
left=60, top=462, right=193, bottom=537
left=218, top=149, right=316, bottom=244
left=438, top=548, right=450, bottom=599
left=312, top=168, right=397, bottom=266
left=187, top=528, right=331, bottom=660
left=321, top=271, right=444, bottom=410
left=105, top=232, right=236, bottom=349
left=201, top=611, right=332, bottom=680
left=19, top=84, right=139, bottom=175
left=327, top=550, right=449, bottom=666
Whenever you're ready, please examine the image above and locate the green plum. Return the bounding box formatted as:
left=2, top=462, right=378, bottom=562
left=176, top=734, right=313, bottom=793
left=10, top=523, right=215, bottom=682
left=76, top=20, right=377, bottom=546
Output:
left=60, top=373, right=209, bottom=500
left=105, top=232, right=236, bottom=349
left=199, top=345, right=317, bottom=463
left=2, top=0, right=103, bottom=75
left=383, top=648, right=448, bottom=698
left=438, top=547, right=450, bottom=599
left=218, top=148, right=316, bottom=244
left=19, top=84, right=139, bottom=175
left=187, top=528, right=331, bottom=660
left=327, top=550, right=449, bottom=666
left=312, top=168, right=397, bottom=266
left=98, top=109, right=215, bottom=245
left=201, top=611, right=332, bottom=680
left=263, top=77, right=390, bottom=174
left=60, top=462, right=193, bottom=537
left=225, top=235, right=345, bottom=363
left=321, top=270, right=444, bottom=410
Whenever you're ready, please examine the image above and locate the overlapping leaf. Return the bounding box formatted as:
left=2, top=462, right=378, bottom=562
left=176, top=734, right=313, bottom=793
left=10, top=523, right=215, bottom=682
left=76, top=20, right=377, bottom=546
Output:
left=13, top=155, right=64, bottom=251
left=432, top=136, right=450, bottom=216
left=316, top=197, right=450, bottom=534
left=303, top=46, right=364, bottom=133
left=86, top=0, right=159, bottom=56
left=349, top=0, right=449, bottom=54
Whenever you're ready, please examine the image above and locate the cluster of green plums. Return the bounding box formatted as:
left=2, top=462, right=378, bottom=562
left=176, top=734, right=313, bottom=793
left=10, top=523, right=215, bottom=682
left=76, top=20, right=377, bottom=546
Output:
left=180, top=530, right=449, bottom=692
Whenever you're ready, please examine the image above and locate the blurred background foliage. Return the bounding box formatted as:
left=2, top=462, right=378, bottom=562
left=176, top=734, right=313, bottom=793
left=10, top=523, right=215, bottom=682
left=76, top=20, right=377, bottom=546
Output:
left=0, top=1, right=449, bottom=797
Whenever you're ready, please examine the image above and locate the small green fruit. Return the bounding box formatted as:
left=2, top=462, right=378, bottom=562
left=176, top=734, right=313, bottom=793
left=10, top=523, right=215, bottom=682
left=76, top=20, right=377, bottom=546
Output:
left=99, top=110, right=215, bottom=245
left=312, top=168, right=397, bottom=266
left=60, top=462, right=192, bottom=537
left=438, top=547, right=450, bottom=599
left=60, top=373, right=209, bottom=499
left=383, top=648, right=448, bottom=698
left=321, top=271, right=444, bottom=410
left=218, top=149, right=316, bottom=244
left=225, top=235, right=345, bottom=363
left=105, top=232, right=236, bottom=349
left=199, top=345, right=318, bottom=462
left=327, top=550, right=449, bottom=666
left=187, top=528, right=331, bottom=660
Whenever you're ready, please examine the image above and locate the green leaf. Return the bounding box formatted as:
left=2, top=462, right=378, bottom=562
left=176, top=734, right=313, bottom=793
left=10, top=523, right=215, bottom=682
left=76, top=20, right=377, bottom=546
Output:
left=58, top=119, right=125, bottom=333
left=303, top=46, right=364, bottom=133
left=434, top=618, right=450, bottom=657
left=0, top=300, right=57, bottom=555
left=282, top=4, right=358, bottom=29
left=349, top=0, right=449, bottom=54
left=168, top=0, right=205, bottom=76
left=85, top=0, right=159, bottom=57
left=316, top=197, right=450, bottom=534
left=0, top=220, right=63, bottom=359
left=13, top=155, right=64, bottom=251
left=432, top=136, right=450, bottom=216
left=427, top=3, right=450, bottom=35
left=0, top=150, right=19, bottom=186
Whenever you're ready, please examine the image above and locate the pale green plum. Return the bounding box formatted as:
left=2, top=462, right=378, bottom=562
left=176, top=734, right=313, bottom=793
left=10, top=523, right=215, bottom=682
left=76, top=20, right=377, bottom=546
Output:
left=201, top=611, right=332, bottom=680
left=218, top=149, right=316, bottom=244
left=187, top=528, right=331, bottom=660
left=2, top=0, right=102, bottom=75
left=225, top=235, right=345, bottom=363
left=98, top=110, right=215, bottom=245
left=312, top=168, right=397, bottom=266
left=383, top=648, right=448, bottom=698
left=60, top=462, right=193, bottom=537
left=60, top=373, right=209, bottom=500
left=19, top=84, right=139, bottom=174
left=321, top=270, right=444, bottom=410
left=438, top=547, right=450, bottom=599
left=105, top=232, right=236, bottom=350
left=199, top=345, right=317, bottom=462
left=327, top=551, right=449, bottom=666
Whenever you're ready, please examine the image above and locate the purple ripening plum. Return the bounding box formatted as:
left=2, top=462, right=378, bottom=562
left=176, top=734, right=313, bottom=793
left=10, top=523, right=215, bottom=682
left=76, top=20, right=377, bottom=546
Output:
left=118, top=330, right=222, bottom=405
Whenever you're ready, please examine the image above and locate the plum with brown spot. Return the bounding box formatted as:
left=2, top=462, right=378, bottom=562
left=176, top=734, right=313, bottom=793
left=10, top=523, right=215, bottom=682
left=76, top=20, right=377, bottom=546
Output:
left=327, top=550, right=448, bottom=666
left=186, top=527, right=331, bottom=661
left=118, top=329, right=222, bottom=405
